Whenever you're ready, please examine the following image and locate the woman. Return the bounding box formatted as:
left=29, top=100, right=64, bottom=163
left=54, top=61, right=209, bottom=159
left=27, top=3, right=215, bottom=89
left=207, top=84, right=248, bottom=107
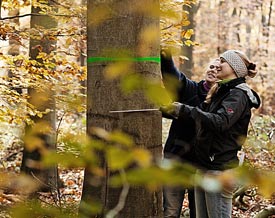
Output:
left=162, top=50, right=261, bottom=218
left=161, top=49, right=219, bottom=218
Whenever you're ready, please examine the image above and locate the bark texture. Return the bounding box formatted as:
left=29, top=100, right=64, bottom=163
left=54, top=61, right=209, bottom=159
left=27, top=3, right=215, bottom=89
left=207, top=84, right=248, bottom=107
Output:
left=82, top=0, right=162, bottom=217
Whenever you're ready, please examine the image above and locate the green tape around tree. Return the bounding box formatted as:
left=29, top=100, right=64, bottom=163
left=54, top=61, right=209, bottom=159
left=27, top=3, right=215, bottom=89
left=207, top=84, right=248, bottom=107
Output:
left=87, top=56, right=160, bottom=63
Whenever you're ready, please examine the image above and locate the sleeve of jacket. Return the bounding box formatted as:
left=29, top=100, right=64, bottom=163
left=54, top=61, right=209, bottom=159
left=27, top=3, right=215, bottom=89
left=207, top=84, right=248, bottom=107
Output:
left=178, top=89, right=249, bottom=132
left=160, top=52, right=199, bottom=102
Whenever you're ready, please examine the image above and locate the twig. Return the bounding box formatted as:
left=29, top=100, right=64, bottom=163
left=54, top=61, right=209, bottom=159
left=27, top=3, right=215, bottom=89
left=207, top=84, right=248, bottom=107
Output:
left=0, top=13, right=80, bottom=20
left=31, top=171, right=52, bottom=189
left=54, top=112, right=66, bottom=209
left=105, top=169, right=130, bottom=218
left=161, top=24, right=173, bottom=31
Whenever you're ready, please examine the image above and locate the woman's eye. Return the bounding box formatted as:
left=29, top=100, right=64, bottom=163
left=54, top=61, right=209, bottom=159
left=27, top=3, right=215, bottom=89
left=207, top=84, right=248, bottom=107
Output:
left=209, top=65, right=215, bottom=69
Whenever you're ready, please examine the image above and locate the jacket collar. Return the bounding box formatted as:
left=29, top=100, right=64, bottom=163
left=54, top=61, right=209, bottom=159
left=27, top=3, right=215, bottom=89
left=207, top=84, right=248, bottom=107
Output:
left=218, top=77, right=246, bottom=89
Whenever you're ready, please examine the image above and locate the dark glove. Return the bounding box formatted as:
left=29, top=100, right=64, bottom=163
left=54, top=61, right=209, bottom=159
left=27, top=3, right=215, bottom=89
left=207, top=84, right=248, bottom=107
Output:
left=160, top=102, right=183, bottom=119
left=161, top=47, right=172, bottom=60
left=160, top=47, right=174, bottom=73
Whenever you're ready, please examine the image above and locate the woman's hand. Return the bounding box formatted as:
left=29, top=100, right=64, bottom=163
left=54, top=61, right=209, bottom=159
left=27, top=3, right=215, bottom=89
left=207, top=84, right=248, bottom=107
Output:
left=160, top=102, right=183, bottom=119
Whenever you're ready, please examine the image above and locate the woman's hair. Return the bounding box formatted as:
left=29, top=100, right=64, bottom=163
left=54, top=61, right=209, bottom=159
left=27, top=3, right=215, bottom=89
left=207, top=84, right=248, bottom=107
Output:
left=204, top=82, right=219, bottom=104
left=234, top=51, right=257, bottom=78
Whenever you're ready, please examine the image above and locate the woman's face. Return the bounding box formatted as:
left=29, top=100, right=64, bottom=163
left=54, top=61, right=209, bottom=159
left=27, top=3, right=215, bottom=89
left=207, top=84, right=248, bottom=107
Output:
left=205, top=59, right=219, bottom=86
left=216, top=58, right=237, bottom=80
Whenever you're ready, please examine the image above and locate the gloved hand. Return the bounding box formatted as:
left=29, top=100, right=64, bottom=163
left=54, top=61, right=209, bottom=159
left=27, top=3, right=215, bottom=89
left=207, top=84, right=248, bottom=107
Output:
left=161, top=47, right=172, bottom=60
left=160, top=102, right=183, bottom=119
left=160, top=47, right=174, bottom=72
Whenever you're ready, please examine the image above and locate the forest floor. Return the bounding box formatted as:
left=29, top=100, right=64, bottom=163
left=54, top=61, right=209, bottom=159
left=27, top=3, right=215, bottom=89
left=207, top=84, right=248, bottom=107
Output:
left=0, top=118, right=274, bottom=218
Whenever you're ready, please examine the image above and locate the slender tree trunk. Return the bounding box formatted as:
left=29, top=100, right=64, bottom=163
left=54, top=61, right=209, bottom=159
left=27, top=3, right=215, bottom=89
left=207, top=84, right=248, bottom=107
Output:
left=180, top=3, right=199, bottom=78
left=81, top=0, right=162, bottom=217
left=217, top=0, right=230, bottom=54
left=20, top=4, right=58, bottom=193
left=261, top=0, right=273, bottom=56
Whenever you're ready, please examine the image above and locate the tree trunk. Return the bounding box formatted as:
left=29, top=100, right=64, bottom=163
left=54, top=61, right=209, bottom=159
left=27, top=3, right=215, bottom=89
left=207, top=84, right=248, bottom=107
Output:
left=217, top=1, right=230, bottom=54
left=81, top=0, right=162, bottom=217
left=20, top=4, right=58, bottom=193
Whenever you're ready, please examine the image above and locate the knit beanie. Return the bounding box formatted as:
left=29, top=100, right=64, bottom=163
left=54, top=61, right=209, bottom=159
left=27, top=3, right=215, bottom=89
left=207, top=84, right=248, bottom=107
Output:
left=220, top=50, right=248, bottom=78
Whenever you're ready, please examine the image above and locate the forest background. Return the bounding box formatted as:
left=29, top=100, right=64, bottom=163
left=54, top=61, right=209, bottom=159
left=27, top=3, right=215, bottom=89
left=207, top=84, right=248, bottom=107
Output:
left=0, top=0, right=274, bottom=218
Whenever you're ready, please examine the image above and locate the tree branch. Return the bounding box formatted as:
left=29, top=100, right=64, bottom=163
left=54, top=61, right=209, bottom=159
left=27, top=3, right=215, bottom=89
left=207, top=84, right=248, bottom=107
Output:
left=0, top=13, right=80, bottom=20
left=105, top=170, right=130, bottom=218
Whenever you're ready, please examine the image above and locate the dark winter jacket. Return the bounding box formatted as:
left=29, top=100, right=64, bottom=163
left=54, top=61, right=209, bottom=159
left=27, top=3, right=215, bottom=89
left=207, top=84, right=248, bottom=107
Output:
left=161, top=53, right=209, bottom=162
left=179, top=77, right=261, bottom=170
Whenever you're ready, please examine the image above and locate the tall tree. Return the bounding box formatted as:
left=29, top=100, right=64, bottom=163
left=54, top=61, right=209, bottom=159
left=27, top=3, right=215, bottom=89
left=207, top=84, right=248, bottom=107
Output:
left=81, top=0, right=162, bottom=217
left=20, top=1, right=58, bottom=193
left=180, top=2, right=199, bottom=78
left=217, top=0, right=230, bottom=54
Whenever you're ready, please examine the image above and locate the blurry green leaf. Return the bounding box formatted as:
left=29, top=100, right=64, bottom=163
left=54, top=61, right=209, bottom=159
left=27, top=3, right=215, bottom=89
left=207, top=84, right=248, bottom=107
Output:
left=79, top=200, right=102, bottom=218
left=109, top=130, right=134, bottom=147
left=89, top=4, right=114, bottom=26
left=129, top=0, right=160, bottom=17
left=144, top=81, right=172, bottom=105
left=104, top=62, right=132, bottom=79
left=107, top=147, right=133, bottom=170
left=133, top=148, right=152, bottom=167
left=10, top=200, right=74, bottom=218
left=120, top=73, right=142, bottom=93
left=43, top=152, right=85, bottom=168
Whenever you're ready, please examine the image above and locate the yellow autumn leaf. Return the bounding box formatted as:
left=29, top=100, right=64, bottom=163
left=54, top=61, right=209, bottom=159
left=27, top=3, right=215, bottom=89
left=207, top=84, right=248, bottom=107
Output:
left=181, top=20, right=191, bottom=26
left=182, top=29, right=194, bottom=39
left=133, top=148, right=152, bottom=167
left=184, top=39, right=195, bottom=46
left=65, top=37, right=72, bottom=47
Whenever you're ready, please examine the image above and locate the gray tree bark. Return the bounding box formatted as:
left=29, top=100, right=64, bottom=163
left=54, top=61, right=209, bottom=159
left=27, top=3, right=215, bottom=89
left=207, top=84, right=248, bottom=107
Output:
left=81, top=0, right=162, bottom=217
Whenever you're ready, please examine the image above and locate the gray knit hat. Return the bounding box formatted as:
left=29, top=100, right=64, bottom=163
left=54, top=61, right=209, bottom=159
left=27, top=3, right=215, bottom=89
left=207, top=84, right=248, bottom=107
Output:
left=220, top=50, right=248, bottom=78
